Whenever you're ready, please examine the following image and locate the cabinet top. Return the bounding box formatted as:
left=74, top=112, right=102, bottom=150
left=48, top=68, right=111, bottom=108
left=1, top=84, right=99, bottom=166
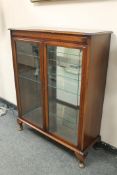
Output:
left=9, top=26, right=112, bottom=36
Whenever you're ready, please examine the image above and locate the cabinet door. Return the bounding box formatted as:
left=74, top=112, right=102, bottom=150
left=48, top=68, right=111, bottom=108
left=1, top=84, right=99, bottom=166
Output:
left=15, top=40, right=43, bottom=128
left=45, top=44, right=84, bottom=145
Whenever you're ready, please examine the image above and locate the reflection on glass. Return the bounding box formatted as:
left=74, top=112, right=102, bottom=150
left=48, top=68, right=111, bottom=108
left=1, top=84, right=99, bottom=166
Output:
left=16, top=41, right=43, bottom=128
left=47, top=46, right=82, bottom=145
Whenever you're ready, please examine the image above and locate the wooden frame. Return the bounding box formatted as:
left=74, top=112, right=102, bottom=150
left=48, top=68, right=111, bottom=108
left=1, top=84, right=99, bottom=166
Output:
left=10, top=28, right=112, bottom=167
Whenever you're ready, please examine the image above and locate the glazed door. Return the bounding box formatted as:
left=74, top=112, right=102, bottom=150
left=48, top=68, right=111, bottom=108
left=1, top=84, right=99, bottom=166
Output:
left=45, top=43, right=84, bottom=145
left=15, top=40, right=44, bottom=128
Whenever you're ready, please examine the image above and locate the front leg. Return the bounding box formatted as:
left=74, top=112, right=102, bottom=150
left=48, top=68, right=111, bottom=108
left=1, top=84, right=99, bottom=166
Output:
left=75, top=151, right=88, bottom=168
left=17, top=118, right=23, bottom=131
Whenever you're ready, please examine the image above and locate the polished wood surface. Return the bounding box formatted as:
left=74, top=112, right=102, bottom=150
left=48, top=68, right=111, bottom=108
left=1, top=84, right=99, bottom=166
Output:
left=81, top=34, right=111, bottom=151
left=10, top=26, right=112, bottom=35
left=10, top=28, right=112, bottom=167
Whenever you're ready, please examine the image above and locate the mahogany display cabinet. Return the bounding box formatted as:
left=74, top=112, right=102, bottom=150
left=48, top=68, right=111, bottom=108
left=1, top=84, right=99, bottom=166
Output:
left=10, top=28, right=112, bottom=167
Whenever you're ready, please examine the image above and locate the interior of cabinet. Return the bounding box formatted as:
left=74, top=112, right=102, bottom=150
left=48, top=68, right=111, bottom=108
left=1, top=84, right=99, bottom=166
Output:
left=15, top=40, right=83, bottom=145
left=16, top=41, right=43, bottom=128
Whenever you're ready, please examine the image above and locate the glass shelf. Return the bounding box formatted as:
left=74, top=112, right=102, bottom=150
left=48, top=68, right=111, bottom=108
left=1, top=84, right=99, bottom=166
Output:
left=48, top=72, right=80, bottom=81
left=19, top=75, right=41, bottom=84
left=48, top=58, right=81, bottom=70
left=48, top=86, right=80, bottom=107
left=48, top=84, right=79, bottom=96
left=49, top=111, right=77, bottom=126
left=17, top=51, right=39, bottom=59
left=48, top=73, right=81, bottom=96
left=19, top=66, right=40, bottom=83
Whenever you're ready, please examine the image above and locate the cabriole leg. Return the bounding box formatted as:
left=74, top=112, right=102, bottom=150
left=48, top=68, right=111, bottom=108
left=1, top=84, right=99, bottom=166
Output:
left=75, top=151, right=87, bottom=168
left=79, top=161, right=85, bottom=168
left=17, top=119, right=23, bottom=131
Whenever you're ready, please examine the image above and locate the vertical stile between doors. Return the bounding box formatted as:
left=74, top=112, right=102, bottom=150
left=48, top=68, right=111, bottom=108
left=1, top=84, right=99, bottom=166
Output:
left=43, top=43, right=49, bottom=131
left=38, top=42, right=46, bottom=131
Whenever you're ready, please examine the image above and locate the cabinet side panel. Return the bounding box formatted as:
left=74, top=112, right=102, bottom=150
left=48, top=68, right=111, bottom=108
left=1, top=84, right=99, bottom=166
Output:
left=82, top=34, right=111, bottom=150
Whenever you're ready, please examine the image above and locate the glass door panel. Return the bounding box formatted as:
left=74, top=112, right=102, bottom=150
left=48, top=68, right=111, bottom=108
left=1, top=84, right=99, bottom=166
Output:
left=16, top=40, right=43, bottom=128
left=47, top=46, right=83, bottom=145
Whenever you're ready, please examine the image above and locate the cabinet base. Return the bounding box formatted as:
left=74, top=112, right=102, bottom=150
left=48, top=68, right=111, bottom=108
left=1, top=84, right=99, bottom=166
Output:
left=17, top=117, right=100, bottom=167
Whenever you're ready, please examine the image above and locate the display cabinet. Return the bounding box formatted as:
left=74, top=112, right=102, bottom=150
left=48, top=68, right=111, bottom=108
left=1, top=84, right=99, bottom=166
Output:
left=10, top=28, right=112, bottom=167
